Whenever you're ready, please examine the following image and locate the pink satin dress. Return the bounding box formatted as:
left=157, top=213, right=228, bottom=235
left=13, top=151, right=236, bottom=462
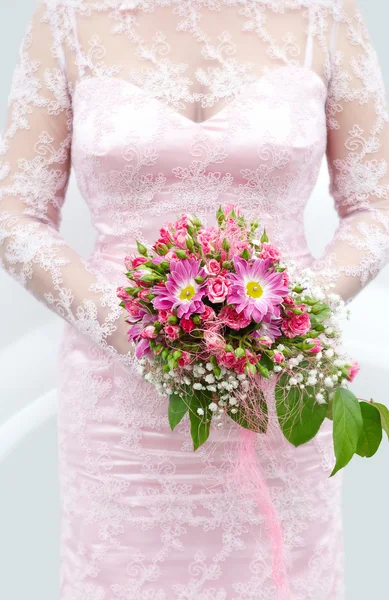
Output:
left=2, top=1, right=389, bottom=599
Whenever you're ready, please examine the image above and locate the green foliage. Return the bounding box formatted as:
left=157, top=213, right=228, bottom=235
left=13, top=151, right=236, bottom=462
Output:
left=189, top=390, right=213, bottom=451
left=168, top=393, right=189, bottom=430
left=371, top=401, right=389, bottom=440
left=275, top=375, right=327, bottom=446
left=330, top=388, right=363, bottom=477
left=356, top=402, right=383, bottom=458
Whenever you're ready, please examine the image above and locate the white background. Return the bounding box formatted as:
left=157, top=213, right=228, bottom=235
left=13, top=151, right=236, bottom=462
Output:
left=0, top=1, right=388, bottom=598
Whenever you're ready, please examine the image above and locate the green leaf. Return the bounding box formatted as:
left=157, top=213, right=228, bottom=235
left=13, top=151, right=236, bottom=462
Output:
left=189, top=390, right=212, bottom=451
left=259, top=353, right=274, bottom=371
left=275, top=375, right=327, bottom=447
left=168, top=393, right=189, bottom=430
left=356, top=402, right=383, bottom=458
left=330, top=388, right=363, bottom=477
left=310, top=302, right=331, bottom=322
left=371, top=401, right=389, bottom=440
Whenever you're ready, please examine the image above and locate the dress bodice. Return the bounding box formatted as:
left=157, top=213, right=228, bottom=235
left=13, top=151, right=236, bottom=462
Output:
left=72, top=65, right=327, bottom=270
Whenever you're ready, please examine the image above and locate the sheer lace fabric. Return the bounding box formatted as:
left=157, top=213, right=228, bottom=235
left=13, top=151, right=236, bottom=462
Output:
left=0, top=1, right=388, bottom=598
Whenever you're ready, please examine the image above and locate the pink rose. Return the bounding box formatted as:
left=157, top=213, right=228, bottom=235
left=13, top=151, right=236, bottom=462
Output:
left=281, top=311, right=311, bottom=338
left=309, top=339, right=322, bottom=354
left=165, top=325, right=180, bottom=340
left=281, top=271, right=290, bottom=287
left=132, top=256, right=148, bottom=269
left=226, top=218, right=240, bottom=235
left=224, top=203, right=241, bottom=217
left=124, top=255, right=134, bottom=270
left=124, top=299, right=144, bottom=322
left=207, top=275, right=229, bottom=303
left=201, top=305, right=216, bottom=322
left=219, top=305, right=251, bottom=330
left=181, top=318, right=195, bottom=333
left=235, top=351, right=258, bottom=374
left=198, top=227, right=219, bottom=254
left=204, top=330, right=226, bottom=355
left=138, top=289, right=150, bottom=300
left=205, top=259, right=221, bottom=276
left=141, top=325, right=157, bottom=339
left=178, top=351, right=191, bottom=367
left=273, top=351, right=285, bottom=364
left=220, top=351, right=237, bottom=369
left=173, top=228, right=188, bottom=248
left=260, top=243, right=281, bottom=262
left=347, top=361, right=360, bottom=382
left=117, top=286, right=130, bottom=300
left=258, top=336, right=273, bottom=348
left=174, top=215, right=189, bottom=230
left=133, top=268, right=149, bottom=281
left=283, top=295, right=295, bottom=306
left=158, top=310, right=173, bottom=323
left=158, top=225, right=173, bottom=245
left=165, top=250, right=181, bottom=263
left=235, top=241, right=251, bottom=255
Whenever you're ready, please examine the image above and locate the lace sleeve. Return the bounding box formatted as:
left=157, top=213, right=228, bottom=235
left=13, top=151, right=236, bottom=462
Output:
left=0, top=3, right=133, bottom=367
left=311, top=0, right=389, bottom=301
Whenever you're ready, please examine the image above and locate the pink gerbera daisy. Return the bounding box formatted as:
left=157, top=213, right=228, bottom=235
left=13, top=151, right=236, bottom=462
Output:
left=227, top=257, right=288, bottom=322
left=152, top=258, right=207, bottom=318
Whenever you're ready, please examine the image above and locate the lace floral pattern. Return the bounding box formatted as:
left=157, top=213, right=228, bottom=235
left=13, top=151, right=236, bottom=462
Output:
left=1, top=0, right=388, bottom=597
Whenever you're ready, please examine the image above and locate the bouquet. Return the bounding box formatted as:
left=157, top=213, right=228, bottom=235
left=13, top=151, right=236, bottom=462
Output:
left=117, top=205, right=388, bottom=476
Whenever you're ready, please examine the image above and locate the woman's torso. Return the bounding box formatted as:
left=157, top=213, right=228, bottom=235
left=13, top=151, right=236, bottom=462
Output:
left=55, top=0, right=335, bottom=282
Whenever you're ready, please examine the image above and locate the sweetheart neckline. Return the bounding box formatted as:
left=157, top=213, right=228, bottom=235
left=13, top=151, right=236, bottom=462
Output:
left=72, top=64, right=328, bottom=127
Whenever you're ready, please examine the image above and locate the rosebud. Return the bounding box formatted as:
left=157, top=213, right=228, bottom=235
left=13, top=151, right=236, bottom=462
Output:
left=175, top=249, right=188, bottom=259
left=213, top=365, right=221, bottom=377
left=191, top=215, right=202, bottom=228
left=260, top=229, right=269, bottom=243
left=235, top=347, right=245, bottom=358
left=245, top=363, right=257, bottom=376
left=187, top=224, right=196, bottom=236
left=155, top=243, right=169, bottom=256
left=293, top=285, right=304, bottom=293
left=222, top=238, right=231, bottom=252
left=216, top=206, right=225, bottom=225
left=153, top=321, right=162, bottom=332
left=140, top=272, right=162, bottom=283
left=240, top=248, right=251, bottom=260
left=185, top=237, right=195, bottom=251
left=167, top=315, right=178, bottom=324
left=192, top=315, right=201, bottom=325
left=136, top=241, right=148, bottom=257
left=194, top=276, right=204, bottom=284
left=257, top=363, right=270, bottom=378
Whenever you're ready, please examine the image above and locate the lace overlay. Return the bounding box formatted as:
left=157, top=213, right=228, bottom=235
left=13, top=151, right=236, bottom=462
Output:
left=1, top=0, right=388, bottom=597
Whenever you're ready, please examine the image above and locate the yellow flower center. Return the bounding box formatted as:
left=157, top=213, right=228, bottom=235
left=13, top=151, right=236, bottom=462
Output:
left=246, top=281, right=263, bottom=299
left=179, top=284, right=196, bottom=301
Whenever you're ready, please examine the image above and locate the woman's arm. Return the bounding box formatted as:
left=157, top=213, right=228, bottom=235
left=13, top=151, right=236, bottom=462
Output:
left=0, top=2, right=133, bottom=366
left=311, top=0, right=389, bottom=301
